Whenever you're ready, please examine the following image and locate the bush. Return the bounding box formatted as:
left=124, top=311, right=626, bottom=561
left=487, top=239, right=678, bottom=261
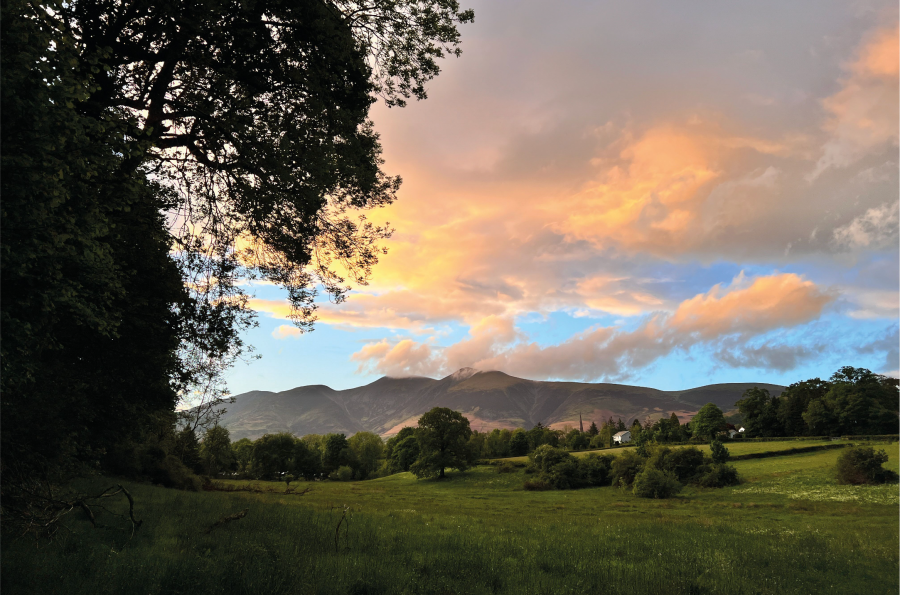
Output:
left=632, top=468, right=682, bottom=499
left=329, top=465, right=354, bottom=482
left=579, top=453, right=614, bottom=487
left=496, top=462, right=516, bottom=474
left=659, top=447, right=707, bottom=483
left=611, top=450, right=645, bottom=487
left=697, top=463, right=741, bottom=488
left=150, top=456, right=203, bottom=491
left=523, top=479, right=551, bottom=491
left=836, top=446, right=899, bottom=485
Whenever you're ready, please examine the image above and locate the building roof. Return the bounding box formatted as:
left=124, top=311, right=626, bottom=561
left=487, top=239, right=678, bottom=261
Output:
left=613, top=431, right=630, bottom=437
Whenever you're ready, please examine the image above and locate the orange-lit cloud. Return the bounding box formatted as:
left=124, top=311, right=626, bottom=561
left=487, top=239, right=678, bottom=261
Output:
left=810, top=25, right=899, bottom=178
left=349, top=273, right=835, bottom=380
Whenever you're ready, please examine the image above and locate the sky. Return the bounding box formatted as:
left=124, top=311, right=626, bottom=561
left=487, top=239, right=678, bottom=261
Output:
left=226, top=0, right=899, bottom=394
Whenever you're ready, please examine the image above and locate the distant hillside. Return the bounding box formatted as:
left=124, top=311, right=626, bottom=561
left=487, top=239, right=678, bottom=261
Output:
left=219, top=368, right=784, bottom=440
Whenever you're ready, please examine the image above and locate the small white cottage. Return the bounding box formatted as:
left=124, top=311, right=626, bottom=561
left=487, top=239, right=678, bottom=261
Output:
left=613, top=430, right=631, bottom=444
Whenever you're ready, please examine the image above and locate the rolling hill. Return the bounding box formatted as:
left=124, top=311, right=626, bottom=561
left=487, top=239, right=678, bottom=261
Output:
left=219, top=368, right=785, bottom=440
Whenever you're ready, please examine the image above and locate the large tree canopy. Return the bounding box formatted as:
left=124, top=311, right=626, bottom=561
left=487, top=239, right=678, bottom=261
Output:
left=0, top=0, right=473, bottom=480
left=66, top=0, right=474, bottom=327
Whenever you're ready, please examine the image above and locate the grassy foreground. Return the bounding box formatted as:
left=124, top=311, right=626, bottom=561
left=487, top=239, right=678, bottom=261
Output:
left=2, top=443, right=898, bottom=595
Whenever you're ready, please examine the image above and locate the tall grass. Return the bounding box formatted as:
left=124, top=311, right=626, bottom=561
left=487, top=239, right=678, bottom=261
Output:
left=2, top=445, right=898, bottom=595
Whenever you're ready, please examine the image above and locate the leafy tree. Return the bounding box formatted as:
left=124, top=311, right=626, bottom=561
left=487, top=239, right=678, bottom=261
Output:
left=484, top=428, right=512, bottom=458
left=587, top=421, right=599, bottom=436
left=391, top=436, right=421, bottom=472
left=323, top=434, right=356, bottom=475
left=566, top=429, right=589, bottom=451
left=509, top=430, right=530, bottom=456
left=174, top=428, right=203, bottom=473
left=200, top=426, right=234, bottom=476
left=823, top=368, right=898, bottom=435
left=691, top=403, right=726, bottom=441
left=251, top=433, right=297, bottom=480
left=526, top=423, right=559, bottom=451
left=778, top=379, right=828, bottom=436
left=348, top=431, right=384, bottom=479
left=232, top=438, right=254, bottom=476
left=410, top=408, right=474, bottom=479
left=736, top=387, right=780, bottom=437
left=292, top=439, right=323, bottom=480
left=1, top=0, right=474, bottom=486
left=616, top=418, right=627, bottom=432
left=802, top=398, right=837, bottom=436
left=384, top=427, right=417, bottom=459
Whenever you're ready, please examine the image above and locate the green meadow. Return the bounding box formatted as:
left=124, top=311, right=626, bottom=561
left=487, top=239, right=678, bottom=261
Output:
left=3, top=443, right=897, bottom=595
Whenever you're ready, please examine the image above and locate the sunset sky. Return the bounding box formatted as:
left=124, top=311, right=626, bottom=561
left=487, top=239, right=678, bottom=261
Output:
left=227, top=0, right=899, bottom=394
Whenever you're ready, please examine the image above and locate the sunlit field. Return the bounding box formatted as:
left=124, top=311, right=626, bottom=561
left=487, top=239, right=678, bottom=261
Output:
left=3, top=443, right=897, bottom=595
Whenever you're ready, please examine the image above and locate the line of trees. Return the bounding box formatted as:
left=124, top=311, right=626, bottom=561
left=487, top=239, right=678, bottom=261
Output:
left=523, top=440, right=740, bottom=498
left=736, top=367, right=898, bottom=438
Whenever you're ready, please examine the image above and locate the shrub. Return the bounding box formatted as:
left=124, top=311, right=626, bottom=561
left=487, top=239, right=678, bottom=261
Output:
left=697, top=463, right=741, bottom=488
left=284, top=474, right=295, bottom=487
left=660, top=447, right=707, bottom=483
left=836, top=446, right=899, bottom=485
left=611, top=450, right=645, bottom=487
left=496, top=462, right=516, bottom=474
left=150, top=456, right=203, bottom=491
left=544, top=457, right=581, bottom=489
left=530, top=444, right=571, bottom=469
left=710, top=439, right=730, bottom=464
left=523, top=479, right=551, bottom=491
left=329, top=465, right=354, bottom=482
left=633, top=468, right=682, bottom=499
left=579, top=454, right=614, bottom=487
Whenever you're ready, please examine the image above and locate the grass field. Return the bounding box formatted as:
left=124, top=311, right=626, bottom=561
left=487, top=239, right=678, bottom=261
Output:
left=2, top=442, right=897, bottom=595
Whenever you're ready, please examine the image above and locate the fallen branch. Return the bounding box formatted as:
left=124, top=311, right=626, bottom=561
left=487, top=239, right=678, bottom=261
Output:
left=205, top=508, right=249, bottom=534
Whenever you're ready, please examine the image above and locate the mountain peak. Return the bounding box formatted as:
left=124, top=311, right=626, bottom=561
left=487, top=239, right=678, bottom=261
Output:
left=449, top=367, right=479, bottom=381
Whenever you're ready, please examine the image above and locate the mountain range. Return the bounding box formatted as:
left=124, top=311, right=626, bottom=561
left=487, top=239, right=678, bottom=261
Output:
left=218, top=368, right=785, bottom=441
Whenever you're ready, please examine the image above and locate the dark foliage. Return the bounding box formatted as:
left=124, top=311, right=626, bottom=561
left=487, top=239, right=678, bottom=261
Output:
left=696, top=463, right=741, bottom=488
left=410, top=408, right=474, bottom=479
left=835, top=446, right=899, bottom=485
left=632, top=468, right=682, bottom=499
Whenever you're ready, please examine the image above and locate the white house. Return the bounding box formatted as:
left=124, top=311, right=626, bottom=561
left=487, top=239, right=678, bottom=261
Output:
left=728, top=429, right=739, bottom=439
left=613, top=430, right=631, bottom=444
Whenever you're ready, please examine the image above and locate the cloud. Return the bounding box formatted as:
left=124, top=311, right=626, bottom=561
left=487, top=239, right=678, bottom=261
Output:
left=857, top=326, right=900, bottom=376
left=712, top=342, right=818, bottom=372
left=810, top=25, right=899, bottom=178
left=350, top=339, right=438, bottom=377
left=350, top=273, right=835, bottom=380
left=841, top=287, right=900, bottom=319
left=832, top=200, right=899, bottom=250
